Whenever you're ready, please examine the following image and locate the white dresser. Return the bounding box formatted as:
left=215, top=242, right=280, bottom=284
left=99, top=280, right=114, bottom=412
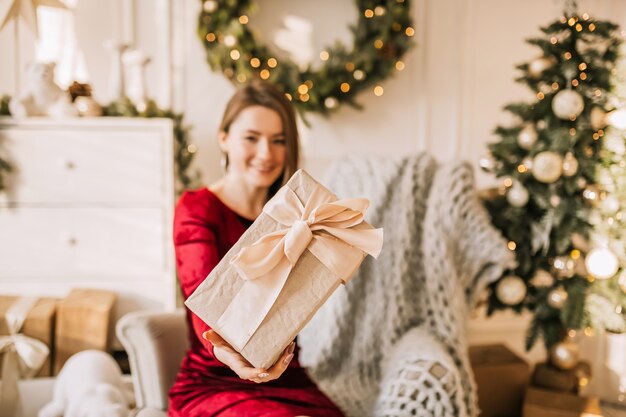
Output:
left=0, top=117, right=177, bottom=325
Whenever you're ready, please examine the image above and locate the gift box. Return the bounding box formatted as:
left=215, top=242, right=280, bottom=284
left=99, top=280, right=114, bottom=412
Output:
left=54, top=288, right=116, bottom=374
left=0, top=296, right=56, bottom=377
left=532, top=361, right=592, bottom=393
left=522, top=387, right=603, bottom=417
left=469, top=343, right=530, bottom=417
left=186, top=169, right=383, bottom=369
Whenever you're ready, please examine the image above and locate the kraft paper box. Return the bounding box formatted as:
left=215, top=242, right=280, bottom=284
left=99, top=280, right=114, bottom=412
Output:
left=54, top=288, right=116, bottom=374
left=469, top=343, right=530, bottom=417
left=522, top=387, right=603, bottom=417
left=0, top=296, right=56, bottom=377
left=186, top=169, right=383, bottom=369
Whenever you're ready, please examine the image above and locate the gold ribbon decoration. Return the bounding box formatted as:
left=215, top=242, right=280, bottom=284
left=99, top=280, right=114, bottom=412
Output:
left=214, top=184, right=384, bottom=351
left=0, top=297, right=49, bottom=417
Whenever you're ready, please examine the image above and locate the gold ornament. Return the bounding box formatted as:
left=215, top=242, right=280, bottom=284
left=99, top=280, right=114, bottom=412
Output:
left=532, top=151, right=563, bottom=183
left=562, top=152, right=578, bottom=177
left=590, top=107, right=607, bottom=130
left=550, top=340, right=579, bottom=370
left=547, top=286, right=568, bottom=309
left=552, top=90, right=585, bottom=120
left=618, top=271, right=626, bottom=293
left=507, top=182, right=529, bottom=207
left=585, top=248, right=619, bottom=280
left=530, top=269, right=555, bottom=287
left=496, top=275, right=527, bottom=305
left=518, top=125, right=538, bottom=150
left=583, top=185, right=600, bottom=202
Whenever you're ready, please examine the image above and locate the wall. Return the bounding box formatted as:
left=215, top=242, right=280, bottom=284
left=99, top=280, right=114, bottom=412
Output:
left=2, top=0, right=626, bottom=393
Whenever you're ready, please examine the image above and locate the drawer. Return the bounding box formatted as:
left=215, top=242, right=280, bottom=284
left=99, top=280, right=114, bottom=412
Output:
left=0, top=126, right=171, bottom=204
left=0, top=207, right=170, bottom=279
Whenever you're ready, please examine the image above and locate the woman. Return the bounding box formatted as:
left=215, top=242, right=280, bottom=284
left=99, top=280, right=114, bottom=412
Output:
left=169, top=81, right=344, bottom=417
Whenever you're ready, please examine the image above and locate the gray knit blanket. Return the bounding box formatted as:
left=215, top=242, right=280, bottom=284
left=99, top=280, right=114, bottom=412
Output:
left=298, top=154, right=516, bottom=417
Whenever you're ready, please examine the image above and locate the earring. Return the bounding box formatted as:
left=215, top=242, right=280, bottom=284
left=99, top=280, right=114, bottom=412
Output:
left=220, top=153, right=229, bottom=172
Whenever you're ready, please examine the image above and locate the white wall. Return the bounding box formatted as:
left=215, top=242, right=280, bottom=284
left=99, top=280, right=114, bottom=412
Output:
left=2, top=0, right=626, bottom=396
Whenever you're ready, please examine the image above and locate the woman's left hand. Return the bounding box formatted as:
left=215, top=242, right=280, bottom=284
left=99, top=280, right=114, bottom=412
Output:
left=203, top=329, right=295, bottom=383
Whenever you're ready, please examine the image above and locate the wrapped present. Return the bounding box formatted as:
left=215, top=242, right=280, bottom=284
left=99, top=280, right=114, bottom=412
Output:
left=532, top=361, right=592, bottom=393
left=469, top=343, right=530, bottom=417
left=186, top=169, right=383, bottom=369
left=522, top=387, right=603, bottom=417
left=54, top=288, right=116, bottom=374
left=0, top=296, right=55, bottom=417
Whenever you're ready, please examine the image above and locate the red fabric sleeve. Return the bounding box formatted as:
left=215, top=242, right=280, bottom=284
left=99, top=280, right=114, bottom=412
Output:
left=173, top=191, right=219, bottom=353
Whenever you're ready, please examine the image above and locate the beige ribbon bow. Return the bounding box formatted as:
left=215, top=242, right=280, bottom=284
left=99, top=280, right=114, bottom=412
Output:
left=214, top=184, right=384, bottom=351
left=0, top=297, right=49, bottom=417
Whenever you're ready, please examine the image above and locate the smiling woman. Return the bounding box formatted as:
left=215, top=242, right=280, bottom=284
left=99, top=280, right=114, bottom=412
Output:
left=168, top=80, right=344, bottom=417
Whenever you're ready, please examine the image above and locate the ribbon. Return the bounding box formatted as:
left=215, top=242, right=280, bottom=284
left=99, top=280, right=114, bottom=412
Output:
left=0, top=297, right=50, bottom=417
left=214, top=184, right=384, bottom=351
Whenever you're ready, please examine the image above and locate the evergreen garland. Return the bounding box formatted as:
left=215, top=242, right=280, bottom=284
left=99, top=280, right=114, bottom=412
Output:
left=197, top=0, right=415, bottom=117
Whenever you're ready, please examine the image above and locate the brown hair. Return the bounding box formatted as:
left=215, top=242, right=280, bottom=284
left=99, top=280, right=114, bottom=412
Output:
left=219, top=80, right=300, bottom=199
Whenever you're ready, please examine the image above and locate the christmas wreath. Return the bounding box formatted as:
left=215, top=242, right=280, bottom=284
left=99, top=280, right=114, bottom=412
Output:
left=197, top=0, right=415, bottom=116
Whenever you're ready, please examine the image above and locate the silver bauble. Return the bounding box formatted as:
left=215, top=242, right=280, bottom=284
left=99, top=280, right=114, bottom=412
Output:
left=507, top=182, right=529, bottom=207
left=518, top=125, right=538, bottom=150
left=496, top=275, right=527, bottom=305
left=552, top=90, right=585, bottom=120
left=532, top=151, right=563, bottom=183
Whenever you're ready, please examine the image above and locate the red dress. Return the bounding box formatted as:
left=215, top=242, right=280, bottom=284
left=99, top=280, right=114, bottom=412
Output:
left=168, top=188, right=344, bottom=417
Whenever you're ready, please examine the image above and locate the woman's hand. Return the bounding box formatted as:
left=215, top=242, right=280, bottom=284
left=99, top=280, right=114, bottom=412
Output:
left=203, top=329, right=295, bottom=383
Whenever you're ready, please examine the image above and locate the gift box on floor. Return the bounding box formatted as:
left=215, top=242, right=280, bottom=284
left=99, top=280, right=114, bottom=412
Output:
left=522, top=387, right=603, bottom=417
left=532, top=361, right=591, bottom=394
left=0, top=296, right=56, bottom=377
left=54, top=288, right=116, bottom=374
left=186, top=169, right=383, bottom=369
left=469, top=343, right=530, bottom=417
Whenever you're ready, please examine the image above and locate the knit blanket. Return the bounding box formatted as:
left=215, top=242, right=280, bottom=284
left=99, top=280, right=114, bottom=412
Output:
left=298, top=154, right=516, bottom=417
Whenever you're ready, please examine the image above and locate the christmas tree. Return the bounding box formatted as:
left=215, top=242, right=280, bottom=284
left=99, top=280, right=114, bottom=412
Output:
left=483, top=7, right=626, bottom=351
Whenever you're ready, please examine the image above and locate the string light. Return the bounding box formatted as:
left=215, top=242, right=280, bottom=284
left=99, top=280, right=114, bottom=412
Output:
left=572, top=79, right=579, bottom=87
left=570, top=128, right=577, bottom=136
left=568, top=17, right=576, bottom=26
left=267, top=58, right=277, bottom=68
left=580, top=72, right=587, bottom=80
left=345, top=62, right=355, bottom=72
left=206, top=33, right=216, bottom=42
left=405, top=27, right=415, bottom=37
left=518, top=165, right=528, bottom=173
left=259, top=69, right=270, bottom=79
left=564, top=52, right=572, bottom=60
left=537, top=92, right=545, bottom=100
left=374, top=6, right=386, bottom=16
left=374, top=85, right=384, bottom=96
left=582, top=12, right=590, bottom=20
left=395, top=61, right=405, bottom=71
left=552, top=82, right=559, bottom=90
left=239, top=15, right=249, bottom=24
left=237, top=73, right=246, bottom=83
left=305, top=80, right=313, bottom=88
left=504, top=178, right=513, bottom=187
left=595, top=89, right=602, bottom=97
left=284, top=93, right=292, bottom=101
left=250, top=58, right=260, bottom=68
left=340, top=83, right=351, bottom=93
left=364, top=9, right=374, bottom=18
left=230, top=50, right=240, bottom=60
left=320, top=51, right=329, bottom=61
left=187, top=144, right=197, bottom=153
left=579, top=63, right=587, bottom=70
left=324, top=97, right=338, bottom=109
left=508, top=241, right=517, bottom=250
left=299, top=94, right=310, bottom=102
left=224, top=35, right=236, bottom=47
left=575, top=23, right=583, bottom=32
left=297, top=84, right=309, bottom=95
left=589, top=23, right=596, bottom=31
left=353, top=70, right=365, bottom=80
left=374, top=39, right=384, bottom=49
left=550, top=37, right=558, bottom=44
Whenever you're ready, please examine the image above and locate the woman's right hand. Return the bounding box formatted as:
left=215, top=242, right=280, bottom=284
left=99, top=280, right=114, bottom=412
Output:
left=203, top=329, right=295, bottom=384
